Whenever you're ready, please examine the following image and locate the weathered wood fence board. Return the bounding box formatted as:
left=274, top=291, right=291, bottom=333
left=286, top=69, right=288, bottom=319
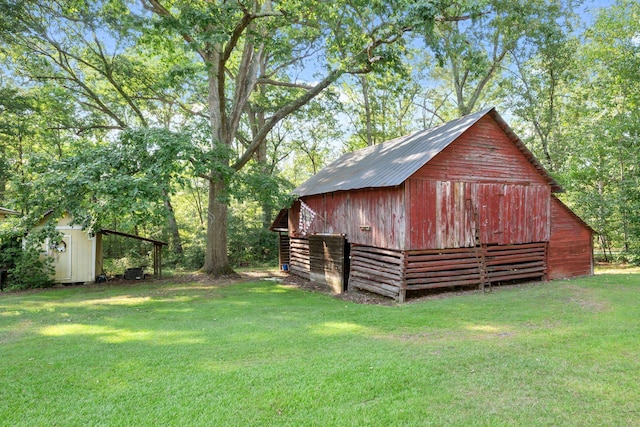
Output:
left=290, top=239, right=549, bottom=302
left=349, top=245, right=405, bottom=300
left=346, top=242, right=548, bottom=302
left=484, top=242, right=547, bottom=283
left=289, top=237, right=310, bottom=279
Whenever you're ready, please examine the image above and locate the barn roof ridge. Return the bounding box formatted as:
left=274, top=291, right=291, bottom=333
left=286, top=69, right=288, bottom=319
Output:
left=293, top=108, right=562, bottom=197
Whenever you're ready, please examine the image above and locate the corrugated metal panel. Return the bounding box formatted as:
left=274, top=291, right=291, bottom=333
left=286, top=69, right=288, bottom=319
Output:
left=293, top=108, right=562, bottom=197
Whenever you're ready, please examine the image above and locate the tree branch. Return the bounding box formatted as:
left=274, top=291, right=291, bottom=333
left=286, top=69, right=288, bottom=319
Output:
left=232, top=68, right=344, bottom=171
left=255, top=78, right=314, bottom=90
left=141, top=0, right=210, bottom=62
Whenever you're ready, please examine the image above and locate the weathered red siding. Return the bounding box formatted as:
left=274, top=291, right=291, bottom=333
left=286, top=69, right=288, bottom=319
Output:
left=476, top=183, right=550, bottom=245
left=291, top=187, right=406, bottom=250
left=548, top=197, right=593, bottom=279
left=407, top=180, right=549, bottom=250
left=411, top=115, right=549, bottom=186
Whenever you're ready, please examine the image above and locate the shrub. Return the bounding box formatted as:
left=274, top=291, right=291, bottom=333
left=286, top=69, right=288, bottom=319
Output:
left=103, top=249, right=151, bottom=277
left=6, top=238, right=55, bottom=291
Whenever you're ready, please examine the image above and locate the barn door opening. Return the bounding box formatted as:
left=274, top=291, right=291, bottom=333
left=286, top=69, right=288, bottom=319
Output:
left=308, top=234, right=349, bottom=293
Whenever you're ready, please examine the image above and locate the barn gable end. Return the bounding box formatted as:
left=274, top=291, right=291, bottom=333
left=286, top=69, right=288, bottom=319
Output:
left=409, top=115, right=550, bottom=186
left=406, top=115, right=552, bottom=250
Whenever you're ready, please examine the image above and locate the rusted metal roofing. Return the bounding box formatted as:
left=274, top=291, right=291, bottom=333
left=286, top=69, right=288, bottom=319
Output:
left=293, top=108, right=562, bottom=197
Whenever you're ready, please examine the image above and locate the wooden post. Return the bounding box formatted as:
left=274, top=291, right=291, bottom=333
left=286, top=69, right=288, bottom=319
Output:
left=397, top=288, right=406, bottom=303
left=399, top=251, right=407, bottom=303
left=152, top=244, right=163, bottom=278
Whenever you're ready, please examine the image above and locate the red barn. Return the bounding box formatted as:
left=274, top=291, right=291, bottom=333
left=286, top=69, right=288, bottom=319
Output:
left=280, top=108, right=593, bottom=302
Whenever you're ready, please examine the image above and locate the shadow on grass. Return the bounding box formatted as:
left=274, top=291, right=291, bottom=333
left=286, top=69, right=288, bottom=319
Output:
left=1, top=274, right=640, bottom=425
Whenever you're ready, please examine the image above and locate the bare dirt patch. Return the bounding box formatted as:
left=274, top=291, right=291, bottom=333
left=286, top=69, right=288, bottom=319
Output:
left=4, top=267, right=546, bottom=306
left=154, top=270, right=544, bottom=306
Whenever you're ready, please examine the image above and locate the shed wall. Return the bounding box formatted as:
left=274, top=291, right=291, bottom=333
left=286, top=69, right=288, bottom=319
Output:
left=548, top=197, right=593, bottom=279
left=34, top=213, right=99, bottom=283
left=53, top=227, right=96, bottom=283
left=290, top=187, right=406, bottom=250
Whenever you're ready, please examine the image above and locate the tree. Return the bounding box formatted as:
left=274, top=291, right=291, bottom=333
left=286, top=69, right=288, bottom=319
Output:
left=0, top=0, right=199, bottom=256
left=342, top=65, right=420, bottom=150
left=502, top=4, right=579, bottom=171
left=0, top=82, right=82, bottom=216
left=141, top=0, right=414, bottom=275
left=419, top=0, right=579, bottom=118
left=561, top=0, right=640, bottom=260
left=278, top=95, right=344, bottom=183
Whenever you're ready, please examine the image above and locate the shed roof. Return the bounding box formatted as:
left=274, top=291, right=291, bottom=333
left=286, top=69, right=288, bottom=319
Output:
left=293, top=108, right=562, bottom=197
left=0, top=207, right=19, bottom=216
left=269, top=209, right=289, bottom=232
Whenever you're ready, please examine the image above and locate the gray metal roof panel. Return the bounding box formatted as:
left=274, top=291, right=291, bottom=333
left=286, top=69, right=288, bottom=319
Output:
left=293, top=108, right=492, bottom=197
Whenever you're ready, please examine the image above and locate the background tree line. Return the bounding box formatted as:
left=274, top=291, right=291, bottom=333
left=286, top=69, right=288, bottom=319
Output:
left=0, top=0, right=638, bottom=288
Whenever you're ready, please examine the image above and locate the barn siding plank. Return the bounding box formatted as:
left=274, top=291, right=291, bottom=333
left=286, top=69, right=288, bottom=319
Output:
left=349, top=245, right=405, bottom=300
left=548, top=197, right=593, bottom=279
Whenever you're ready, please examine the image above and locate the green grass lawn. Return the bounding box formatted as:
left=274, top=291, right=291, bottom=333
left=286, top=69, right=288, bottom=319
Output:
left=1, top=269, right=640, bottom=426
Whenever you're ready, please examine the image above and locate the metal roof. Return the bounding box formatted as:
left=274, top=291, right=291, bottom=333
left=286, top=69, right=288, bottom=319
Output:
left=269, top=208, right=289, bottom=232
left=293, top=108, right=562, bottom=197
left=100, top=228, right=168, bottom=246
left=0, top=207, right=19, bottom=216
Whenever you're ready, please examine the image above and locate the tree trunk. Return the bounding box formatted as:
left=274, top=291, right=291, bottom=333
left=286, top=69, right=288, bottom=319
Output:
left=203, top=178, right=234, bottom=275
left=163, top=191, right=183, bottom=256
left=0, top=146, right=6, bottom=202
left=360, top=75, right=374, bottom=146
left=201, top=48, right=235, bottom=276
left=256, top=139, right=273, bottom=229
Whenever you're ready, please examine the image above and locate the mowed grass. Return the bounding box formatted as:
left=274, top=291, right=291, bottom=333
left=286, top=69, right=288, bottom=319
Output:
left=1, top=269, right=639, bottom=426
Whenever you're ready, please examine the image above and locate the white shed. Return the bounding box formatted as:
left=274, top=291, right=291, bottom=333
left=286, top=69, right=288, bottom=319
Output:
left=34, top=212, right=167, bottom=284
left=35, top=212, right=103, bottom=284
